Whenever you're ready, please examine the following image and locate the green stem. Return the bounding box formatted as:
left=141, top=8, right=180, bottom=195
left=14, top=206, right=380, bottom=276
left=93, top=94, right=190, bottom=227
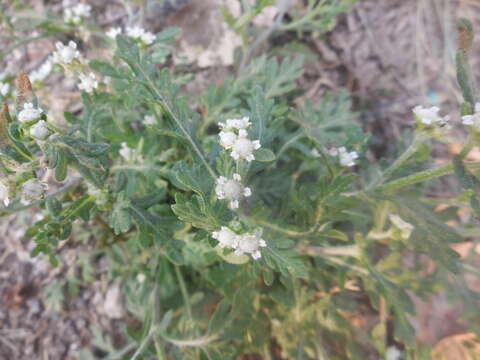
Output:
left=135, top=66, right=217, bottom=179
left=381, top=133, right=424, bottom=180
left=459, top=134, right=475, bottom=159
left=374, top=163, right=453, bottom=193
left=174, top=265, right=193, bottom=324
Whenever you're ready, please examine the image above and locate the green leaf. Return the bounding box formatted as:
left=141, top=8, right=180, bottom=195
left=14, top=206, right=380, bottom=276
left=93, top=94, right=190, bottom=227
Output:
left=263, top=269, right=274, bottom=286
left=255, top=148, right=275, bottom=162
left=171, top=193, right=225, bottom=232
left=262, top=246, right=308, bottom=278
left=55, top=149, right=68, bottom=182
left=171, top=162, right=212, bottom=198
left=115, top=35, right=140, bottom=66
left=207, top=297, right=231, bottom=335
left=46, top=197, right=62, bottom=217
left=89, top=60, right=123, bottom=78
left=110, top=208, right=132, bottom=235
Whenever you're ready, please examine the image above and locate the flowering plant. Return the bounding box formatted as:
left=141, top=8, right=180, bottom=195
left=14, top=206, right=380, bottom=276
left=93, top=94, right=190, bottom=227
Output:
left=1, top=2, right=480, bottom=359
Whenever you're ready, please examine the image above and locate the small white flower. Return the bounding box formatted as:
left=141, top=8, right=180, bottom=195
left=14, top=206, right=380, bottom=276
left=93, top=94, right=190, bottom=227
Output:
left=211, top=226, right=239, bottom=249
left=78, top=72, right=98, bottom=93
left=219, top=130, right=237, bottom=149
left=29, top=58, right=53, bottom=83
left=140, top=31, right=156, bottom=45
left=107, top=27, right=122, bottom=39
left=64, top=3, right=91, bottom=24
left=0, top=82, right=9, bottom=96
left=119, top=142, right=135, bottom=161
left=385, top=346, right=402, bottom=360
left=219, top=116, right=251, bottom=131
left=339, top=147, right=358, bottom=167
left=412, top=105, right=449, bottom=126
left=21, top=179, right=48, bottom=204
left=0, top=180, right=10, bottom=206
left=462, top=102, right=480, bottom=130
left=389, top=214, right=414, bottom=240
left=136, top=273, right=146, bottom=283
left=52, top=41, right=80, bottom=65
left=143, top=114, right=156, bottom=126
left=29, top=120, right=50, bottom=140
left=331, top=147, right=358, bottom=167
left=230, top=130, right=261, bottom=162
left=235, top=230, right=267, bottom=260
left=126, top=26, right=155, bottom=45
left=311, top=148, right=321, bottom=158
left=215, top=173, right=252, bottom=209
left=18, top=103, right=43, bottom=123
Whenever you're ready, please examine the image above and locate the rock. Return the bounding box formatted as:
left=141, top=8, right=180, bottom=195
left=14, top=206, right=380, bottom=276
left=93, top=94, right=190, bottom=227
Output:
left=103, top=283, right=125, bottom=319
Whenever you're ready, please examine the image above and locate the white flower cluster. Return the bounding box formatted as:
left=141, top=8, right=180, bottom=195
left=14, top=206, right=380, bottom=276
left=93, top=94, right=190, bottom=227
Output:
left=64, top=3, right=92, bottom=25
left=29, top=57, right=53, bottom=83
left=18, top=103, right=52, bottom=141
left=21, top=179, right=48, bottom=205
left=106, top=26, right=156, bottom=45
left=412, top=105, right=450, bottom=129
left=0, top=72, right=9, bottom=97
left=218, top=117, right=261, bottom=162
left=18, top=103, right=43, bottom=123
left=0, top=177, right=48, bottom=207
left=52, top=40, right=80, bottom=66
left=212, top=227, right=267, bottom=260
left=215, top=173, right=251, bottom=209
left=329, top=147, right=359, bottom=167
left=30, top=120, right=50, bottom=140
left=78, top=72, right=98, bottom=93
left=462, top=102, right=480, bottom=131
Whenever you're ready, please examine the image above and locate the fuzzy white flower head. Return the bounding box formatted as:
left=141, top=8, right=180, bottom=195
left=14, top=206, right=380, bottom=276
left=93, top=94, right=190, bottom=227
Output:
left=53, top=41, right=80, bottom=65
left=461, top=102, right=480, bottom=130
left=119, top=142, right=135, bottom=162
left=412, top=105, right=449, bottom=127
left=211, top=226, right=239, bottom=249
left=219, top=130, right=237, bottom=150
left=29, top=58, right=53, bottom=83
left=215, top=173, right=252, bottom=209
left=29, top=120, right=50, bottom=140
left=143, top=114, right=156, bottom=126
left=385, top=346, right=402, bottom=360
left=18, top=103, right=43, bottom=123
left=230, top=130, right=261, bottom=162
left=389, top=214, right=414, bottom=240
left=126, top=26, right=156, bottom=45
left=78, top=72, right=98, bottom=93
left=21, top=179, right=48, bottom=204
left=0, top=180, right=10, bottom=206
left=235, top=230, right=267, bottom=260
left=107, top=27, right=122, bottom=39
left=64, top=3, right=91, bottom=24
left=331, top=147, right=358, bottom=167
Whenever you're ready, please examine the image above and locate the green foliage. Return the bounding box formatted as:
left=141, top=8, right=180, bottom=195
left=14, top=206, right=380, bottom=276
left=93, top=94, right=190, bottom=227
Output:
left=1, top=2, right=479, bottom=359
